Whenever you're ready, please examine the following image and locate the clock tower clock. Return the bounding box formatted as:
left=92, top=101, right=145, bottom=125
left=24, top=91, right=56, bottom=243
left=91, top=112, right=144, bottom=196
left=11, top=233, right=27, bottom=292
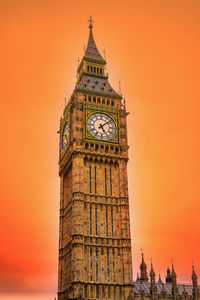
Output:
left=58, top=17, right=134, bottom=300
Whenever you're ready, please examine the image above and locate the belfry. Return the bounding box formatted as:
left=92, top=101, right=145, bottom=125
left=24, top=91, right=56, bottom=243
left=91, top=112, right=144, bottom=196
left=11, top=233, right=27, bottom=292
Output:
left=58, top=17, right=134, bottom=299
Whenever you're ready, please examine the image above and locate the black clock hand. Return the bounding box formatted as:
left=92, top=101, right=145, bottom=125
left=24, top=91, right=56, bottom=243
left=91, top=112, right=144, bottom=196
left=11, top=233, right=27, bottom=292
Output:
left=98, top=119, right=112, bottom=129
left=99, top=124, right=106, bottom=133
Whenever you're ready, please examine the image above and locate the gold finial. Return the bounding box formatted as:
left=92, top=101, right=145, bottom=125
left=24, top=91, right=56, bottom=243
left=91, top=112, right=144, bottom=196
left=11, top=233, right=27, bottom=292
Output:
left=83, top=44, right=86, bottom=54
left=103, top=49, right=106, bottom=59
left=88, top=16, right=94, bottom=29
left=64, top=97, right=66, bottom=106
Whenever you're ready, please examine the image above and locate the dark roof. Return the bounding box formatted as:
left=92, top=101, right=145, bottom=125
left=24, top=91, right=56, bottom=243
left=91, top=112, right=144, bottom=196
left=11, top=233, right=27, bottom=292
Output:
left=76, top=74, right=121, bottom=98
left=85, top=27, right=104, bottom=61
left=134, top=281, right=195, bottom=296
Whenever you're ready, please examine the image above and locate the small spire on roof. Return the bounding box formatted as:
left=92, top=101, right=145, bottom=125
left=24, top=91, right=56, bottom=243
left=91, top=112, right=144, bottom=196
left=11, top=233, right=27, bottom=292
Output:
left=158, top=274, right=163, bottom=284
left=88, top=15, right=94, bottom=29
left=85, top=17, right=105, bottom=61
left=139, top=250, right=148, bottom=282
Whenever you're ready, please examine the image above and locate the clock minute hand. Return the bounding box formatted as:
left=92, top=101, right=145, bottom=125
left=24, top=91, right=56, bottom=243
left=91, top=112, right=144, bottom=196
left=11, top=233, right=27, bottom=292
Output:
left=98, top=119, right=112, bottom=129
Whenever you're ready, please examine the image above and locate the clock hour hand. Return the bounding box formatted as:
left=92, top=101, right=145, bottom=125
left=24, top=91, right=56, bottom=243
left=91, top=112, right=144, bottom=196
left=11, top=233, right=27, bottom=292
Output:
left=99, top=119, right=112, bottom=129
left=99, top=123, right=106, bottom=133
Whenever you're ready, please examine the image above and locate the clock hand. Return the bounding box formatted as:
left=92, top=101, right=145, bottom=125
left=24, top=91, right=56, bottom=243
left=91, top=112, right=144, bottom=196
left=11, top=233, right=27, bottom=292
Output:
left=98, top=123, right=106, bottom=133
left=98, top=119, right=112, bottom=129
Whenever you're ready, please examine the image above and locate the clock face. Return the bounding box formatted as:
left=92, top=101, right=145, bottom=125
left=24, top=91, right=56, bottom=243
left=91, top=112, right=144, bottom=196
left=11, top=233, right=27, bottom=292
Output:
left=87, top=112, right=116, bottom=141
left=62, top=121, right=69, bottom=150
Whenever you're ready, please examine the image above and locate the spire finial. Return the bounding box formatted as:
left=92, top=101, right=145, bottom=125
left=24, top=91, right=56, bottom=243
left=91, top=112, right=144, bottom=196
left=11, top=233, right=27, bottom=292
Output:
left=88, top=16, right=94, bottom=29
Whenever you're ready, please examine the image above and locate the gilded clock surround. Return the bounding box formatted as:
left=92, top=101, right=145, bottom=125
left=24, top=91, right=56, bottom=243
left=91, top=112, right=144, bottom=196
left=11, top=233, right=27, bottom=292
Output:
left=84, top=105, right=119, bottom=144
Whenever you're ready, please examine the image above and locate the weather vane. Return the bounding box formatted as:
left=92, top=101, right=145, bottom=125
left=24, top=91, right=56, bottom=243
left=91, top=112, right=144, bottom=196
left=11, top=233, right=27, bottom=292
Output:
left=88, top=16, right=94, bottom=29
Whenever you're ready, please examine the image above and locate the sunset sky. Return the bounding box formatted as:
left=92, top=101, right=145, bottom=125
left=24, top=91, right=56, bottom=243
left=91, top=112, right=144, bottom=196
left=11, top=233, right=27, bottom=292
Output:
left=1, top=0, right=200, bottom=299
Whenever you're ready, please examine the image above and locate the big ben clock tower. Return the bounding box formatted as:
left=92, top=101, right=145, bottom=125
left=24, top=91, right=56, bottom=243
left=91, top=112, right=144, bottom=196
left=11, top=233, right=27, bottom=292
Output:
left=58, top=17, right=134, bottom=300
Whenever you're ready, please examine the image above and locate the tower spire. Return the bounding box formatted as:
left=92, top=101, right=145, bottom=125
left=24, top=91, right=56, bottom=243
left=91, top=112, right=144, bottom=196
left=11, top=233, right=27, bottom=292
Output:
left=88, top=15, right=94, bottom=29
left=192, top=265, right=200, bottom=298
left=139, top=252, right=148, bottom=282
left=85, top=17, right=105, bottom=61
left=150, top=261, right=157, bottom=298
left=171, top=264, right=179, bottom=299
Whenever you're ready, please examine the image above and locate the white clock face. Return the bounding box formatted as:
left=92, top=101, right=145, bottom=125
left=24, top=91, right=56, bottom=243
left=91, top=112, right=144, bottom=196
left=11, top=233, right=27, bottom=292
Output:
left=87, top=112, right=116, bottom=141
left=62, top=121, right=69, bottom=150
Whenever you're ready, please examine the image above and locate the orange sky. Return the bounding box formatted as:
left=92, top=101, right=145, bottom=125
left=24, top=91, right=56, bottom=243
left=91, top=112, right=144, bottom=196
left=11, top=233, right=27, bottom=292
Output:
left=0, top=0, right=200, bottom=298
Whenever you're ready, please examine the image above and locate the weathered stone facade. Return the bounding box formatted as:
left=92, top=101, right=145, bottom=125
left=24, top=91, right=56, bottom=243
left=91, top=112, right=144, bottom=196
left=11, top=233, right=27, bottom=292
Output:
left=58, top=18, right=133, bottom=300
left=57, top=18, right=199, bottom=300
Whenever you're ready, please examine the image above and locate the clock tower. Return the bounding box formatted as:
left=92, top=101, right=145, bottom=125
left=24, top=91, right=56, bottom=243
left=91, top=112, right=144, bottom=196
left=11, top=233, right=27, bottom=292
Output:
left=58, top=17, right=134, bottom=300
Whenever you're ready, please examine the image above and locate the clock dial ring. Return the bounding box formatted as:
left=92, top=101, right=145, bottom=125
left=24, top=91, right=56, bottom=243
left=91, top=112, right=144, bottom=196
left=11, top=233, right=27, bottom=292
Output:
left=87, top=112, right=116, bottom=141
left=62, top=121, right=69, bottom=150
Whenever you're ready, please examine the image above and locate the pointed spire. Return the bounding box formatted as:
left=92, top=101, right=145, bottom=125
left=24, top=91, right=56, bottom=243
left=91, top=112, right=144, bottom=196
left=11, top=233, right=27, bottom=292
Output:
left=85, top=16, right=105, bottom=61
left=150, top=262, right=157, bottom=298
left=171, top=264, right=177, bottom=282
left=192, top=265, right=197, bottom=281
left=158, top=274, right=163, bottom=284
left=150, top=262, right=156, bottom=277
left=192, top=265, right=199, bottom=298
left=171, top=264, right=179, bottom=299
left=140, top=252, right=148, bottom=282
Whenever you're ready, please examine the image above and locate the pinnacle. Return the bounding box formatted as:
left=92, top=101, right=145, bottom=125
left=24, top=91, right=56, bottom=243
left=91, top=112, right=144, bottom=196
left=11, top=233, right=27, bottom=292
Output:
left=85, top=17, right=105, bottom=61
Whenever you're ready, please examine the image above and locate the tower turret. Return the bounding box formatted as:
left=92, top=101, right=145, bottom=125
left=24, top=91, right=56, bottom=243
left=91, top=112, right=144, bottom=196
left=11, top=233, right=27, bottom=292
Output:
left=192, top=266, right=200, bottom=299
left=140, top=252, right=148, bottom=282
left=150, top=262, right=157, bottom=298
left=171, top=264, right=179, bottom=299
left=166, top=267, right=172, bottom=283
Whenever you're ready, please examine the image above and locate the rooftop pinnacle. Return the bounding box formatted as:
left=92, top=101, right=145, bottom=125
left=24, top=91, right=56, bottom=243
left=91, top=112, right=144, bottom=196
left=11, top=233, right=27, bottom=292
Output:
left=85, top=16, right=105, bottom=61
